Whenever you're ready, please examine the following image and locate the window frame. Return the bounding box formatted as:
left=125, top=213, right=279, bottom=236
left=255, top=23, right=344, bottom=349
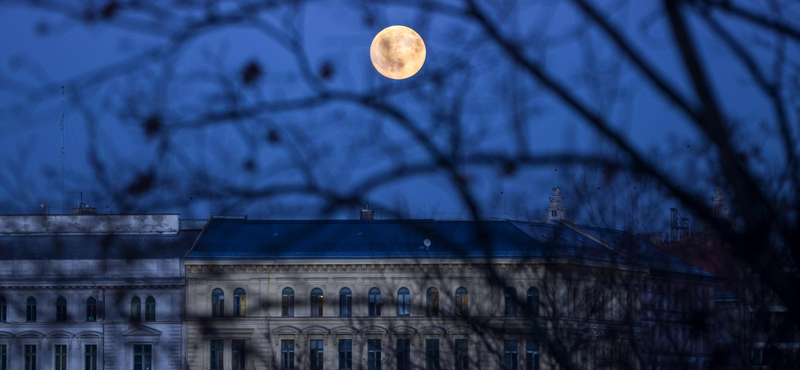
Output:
left=368, top=288, right=381, bottom=317
left=505, top=288, right=518, bottom=317
left=425, top=338, right=440, bottom=370
left=85, top=344, right=98, bottom=370
left=86, top=297, right=97, bottom=322
left=339, top=288, right=352, bottom=317
left=525, top=340, right=540, bottom=370
left=309, top=339, right=324, bottom=370
left=396, top=338, right=411, bottom=370
left=210, top=339, right=224, bottom=370
left=367, top=339, right=381, bottom=370
left=338, top=339, right=353, bottom=370
left=145, top=296, right=156, bottom=322
left=133, top=344, right=152, bottom=370
left=56, top=296, right=68, bottom=322
left=397, top=288, right=411, bottom=317
left=310, top=288, right=324, bottom=317
left=211, top=289, right=225, bottom=317
left=131, top=296, right=142, bottom=321
left=232, top=339, right=246, bottom=370
left=456, top=287, right=469, bottom=316
left=503, top=340, right=518, bottom=370
left=426, top=288, right=439, bottom=317
left=26, top=297, right=37, bottom=322
left=282, top=288, right=295, bottom=317
left=0, top=296, right=6, bottom=322
left=0, top=344, right=7, bottom=370
left=281, top=339, right=295, bottom=370
left=24, top=344, right=36, bottom=370
left=455, top=339, right=469, bottom=370
left=234, top=288, right=246, bottom=317
left=527, top=288, right=540, bottom=317
left=54, top=344, right=68, bottom=370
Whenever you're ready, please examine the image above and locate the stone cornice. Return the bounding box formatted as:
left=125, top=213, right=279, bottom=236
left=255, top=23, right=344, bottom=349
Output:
left=187, top=262, right=513, bottom=274
left=0, top=279, right=185, bottom=290
left=186, top=261, right=650, bottom=276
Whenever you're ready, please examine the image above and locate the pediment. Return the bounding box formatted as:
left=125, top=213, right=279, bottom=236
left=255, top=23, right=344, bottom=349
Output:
left=122, top=325, right=162, bottom=336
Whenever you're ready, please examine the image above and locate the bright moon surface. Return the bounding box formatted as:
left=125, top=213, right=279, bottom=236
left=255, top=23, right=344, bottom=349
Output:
left=370, top=26, right=426, bottom=80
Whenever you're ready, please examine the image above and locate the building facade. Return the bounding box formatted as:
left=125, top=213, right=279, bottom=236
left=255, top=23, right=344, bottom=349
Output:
left=183, top=211, right=717, bottom=369
left=0, top=213, right=199, bottom=370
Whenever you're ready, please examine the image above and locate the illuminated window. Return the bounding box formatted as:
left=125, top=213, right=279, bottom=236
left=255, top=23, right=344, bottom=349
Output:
left=426, top=288, right=439, bottom=317
left=311, top=288, right=324, bottom=317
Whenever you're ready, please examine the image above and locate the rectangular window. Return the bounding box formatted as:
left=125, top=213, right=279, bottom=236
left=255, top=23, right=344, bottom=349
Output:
left=27, top=304, right=36, bottom=322
left=85, top=345, right=97, bottom=370
left=525, top=340, right=539, bottom=370
left=397, top=339, right=411, bottom=370
left=55, top=344, right=67, bottom=370
left=57, top=304, right=67, bottom=322
left=367, top=339, right=381, bottom=370
left=281, top=340, right=295, bottom=370
left=455, top=339, right=469, bottom=370
left=504, top=340, right=518, bottom=370
left=338, top=339, right=352, bottom=370
left=133, top=344, right=152, bottom=370
left=210, top=340, right=224, bottom=370
left=426, top=339, right=440, bottom=370
left=0, top=344, right=5, bottom=370
left=310, top=339, right=324, bottom=370
left=232, top=339, right=246, bottom=370
left=145, top=301, right=156, bottom=322
left=25, top=345, right=36, bottom=370
left=0, top=302, right=6, bottom=322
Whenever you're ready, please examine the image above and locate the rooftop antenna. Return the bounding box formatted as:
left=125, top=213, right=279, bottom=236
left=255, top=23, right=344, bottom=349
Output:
left=59, top=86, right=66, bottom=214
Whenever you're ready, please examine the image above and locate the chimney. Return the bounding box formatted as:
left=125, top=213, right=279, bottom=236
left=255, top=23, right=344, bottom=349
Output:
left=711, top=187, right=729, bottom=219
left=546, top=187, right=566, bottom=224
left=360, top=203, right=374, bottom=220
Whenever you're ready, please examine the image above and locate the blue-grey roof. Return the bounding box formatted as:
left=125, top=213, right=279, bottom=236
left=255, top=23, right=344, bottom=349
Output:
left=187, top=218, right=716, bottom=278
left=0, top=231, right=200, bottom=260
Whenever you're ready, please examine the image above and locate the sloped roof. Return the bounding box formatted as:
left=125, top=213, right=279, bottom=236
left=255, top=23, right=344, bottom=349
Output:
left=186, top=218, right=716, bottom=278
left=0, top=230, right=200, bottom=260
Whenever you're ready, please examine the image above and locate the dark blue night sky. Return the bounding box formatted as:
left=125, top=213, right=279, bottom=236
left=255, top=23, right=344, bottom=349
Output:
left=0, top=1, right=785, bottom=228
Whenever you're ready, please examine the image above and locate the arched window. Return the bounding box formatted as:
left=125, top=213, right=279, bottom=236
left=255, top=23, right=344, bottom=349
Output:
left=426, top=288, right=439, bottom=317
left=0, top=297, right=6, bottom=322
left=56, top=296, right=67, bottom=322
left=131, top=297, right=142, bottom=321
left=310, top=288, right=324, bottom=317
left=145, top=296, right=156, bottom=321
left=282, top=288, right=295, bottom=317
left=397, top=288, right=410, bottom=316
left=339, top=288, right=352, bottom=317
left=86, top=297, right=97, bottom=322
left=212, top=289, right=224, bottom=317
left=26, top=297, right=37, bottom=322
left=369, top=288, right=381, bottom=317
left=456, top=287, right=468, bottom=316
left=505, top=287, right=517, bottom=317
left=527, top=287, right=540, bottom=317
left=234, top=288, right=246, bottom=317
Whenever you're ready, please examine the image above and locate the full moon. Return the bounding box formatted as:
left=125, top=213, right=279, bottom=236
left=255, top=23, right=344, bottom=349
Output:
left=370, top=26, right=426, bottom=80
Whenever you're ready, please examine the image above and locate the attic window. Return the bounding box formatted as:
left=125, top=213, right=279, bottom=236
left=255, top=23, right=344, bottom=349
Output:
left=272, top=233, right=279, bottom=237
left=357, top=232, right=364, bottom=237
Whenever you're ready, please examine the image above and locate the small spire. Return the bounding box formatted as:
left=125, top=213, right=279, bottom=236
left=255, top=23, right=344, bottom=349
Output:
left=711, top=187, right=729, bottom=219
left=546, top=187, right=566, bottom=224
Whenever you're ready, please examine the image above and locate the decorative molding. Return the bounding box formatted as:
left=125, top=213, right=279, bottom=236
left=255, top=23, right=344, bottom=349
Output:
left=187, top=263, right=531, bottom=274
